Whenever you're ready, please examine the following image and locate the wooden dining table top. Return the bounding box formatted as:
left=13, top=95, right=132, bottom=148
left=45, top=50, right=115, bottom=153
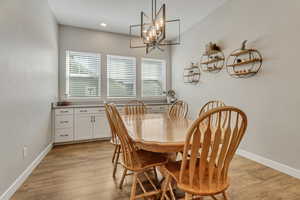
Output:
left=122, top=113, right=194, bottom=153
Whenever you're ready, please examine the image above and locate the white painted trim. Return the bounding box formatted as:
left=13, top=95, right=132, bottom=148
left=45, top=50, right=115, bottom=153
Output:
left=237, top=149, right=300, bottom=179
left=0, top=143, right=53, bottom=200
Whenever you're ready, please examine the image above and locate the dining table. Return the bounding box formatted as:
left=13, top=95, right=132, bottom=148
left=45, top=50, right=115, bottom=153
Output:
left=122, top=112, right=194, bottom=154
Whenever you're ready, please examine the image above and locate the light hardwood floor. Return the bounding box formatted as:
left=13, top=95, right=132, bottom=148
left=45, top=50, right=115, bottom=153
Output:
left=12, top=141, right=300, bottom=200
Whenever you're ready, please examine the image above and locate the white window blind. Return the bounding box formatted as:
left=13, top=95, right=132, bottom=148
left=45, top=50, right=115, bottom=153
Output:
left=66, top=51, right=101, bottom=97
left=142, top=58, right=166, bottom=97
left=107, top=55, right=136, bottom=97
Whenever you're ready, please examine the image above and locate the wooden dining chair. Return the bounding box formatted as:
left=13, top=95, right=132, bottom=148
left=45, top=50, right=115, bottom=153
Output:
left=168, top=100, right=188, bottom=119
left=105, top=103, right=168, bottom=200
left=199, top=100, right=227, bottom=129
left=124, top=100, right=147, bottom=115
left=199, top=100, right=225, bottom=116
left=104, top=104, right=122, bottom=178
left=161, top=106, right=248, bottom=200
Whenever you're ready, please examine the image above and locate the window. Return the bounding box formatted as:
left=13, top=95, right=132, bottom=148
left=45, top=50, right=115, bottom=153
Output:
left=107, top=55, right=136, bottom=97
left=66, top=51, right=101, bottom=98
left=142, top=58, right=166, bottom=97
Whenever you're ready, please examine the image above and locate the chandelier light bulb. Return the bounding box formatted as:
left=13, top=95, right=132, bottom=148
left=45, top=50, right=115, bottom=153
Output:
left=160, top=18, right=164, bottom=26
left=156, top=23, right=160, bottom=30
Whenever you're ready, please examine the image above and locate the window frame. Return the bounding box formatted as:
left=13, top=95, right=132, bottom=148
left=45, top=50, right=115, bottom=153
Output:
left=63, top=50, right=168, bottom=102
left=141, top=58, right=167, bottom=99
left=106, top=54, right=137, bottom=99
left=65, top=50, right=102, bottom=99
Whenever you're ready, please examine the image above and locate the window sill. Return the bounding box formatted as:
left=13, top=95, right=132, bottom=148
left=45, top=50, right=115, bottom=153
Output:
left=60, top=96, right=167, bottom=104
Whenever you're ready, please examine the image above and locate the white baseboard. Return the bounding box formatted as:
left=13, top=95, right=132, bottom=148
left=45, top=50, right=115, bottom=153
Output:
left=237, top=149, right=300, bottom=179
left=0, top=143, right=53, bottom=200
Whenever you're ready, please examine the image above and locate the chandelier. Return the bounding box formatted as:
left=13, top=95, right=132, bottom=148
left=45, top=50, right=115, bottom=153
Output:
left=129, top=0, right=181, bottom=54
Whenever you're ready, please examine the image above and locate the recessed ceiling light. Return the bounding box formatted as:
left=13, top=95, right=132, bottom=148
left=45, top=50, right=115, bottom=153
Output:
left=100, top=22, right=107, bottom=27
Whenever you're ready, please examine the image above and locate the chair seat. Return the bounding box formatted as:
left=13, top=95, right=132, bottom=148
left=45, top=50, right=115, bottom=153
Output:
left=126, top=150, right=168, bottom=171
left=164, top=160, right=230, bottom=196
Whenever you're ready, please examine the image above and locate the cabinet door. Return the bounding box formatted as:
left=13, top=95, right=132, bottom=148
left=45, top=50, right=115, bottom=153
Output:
left=93, top=114, right=111, bottom=139
left=75, top=114, right=93, bottom=140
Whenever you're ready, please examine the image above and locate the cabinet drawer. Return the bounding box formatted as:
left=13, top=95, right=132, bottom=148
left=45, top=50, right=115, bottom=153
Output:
left=55, top=128, right=74, bottom=143
left=55, top=115, right=73, bottom=129
left=55, top=109, right=73, bottom=115
left=75, top=107, right=105, bottom=114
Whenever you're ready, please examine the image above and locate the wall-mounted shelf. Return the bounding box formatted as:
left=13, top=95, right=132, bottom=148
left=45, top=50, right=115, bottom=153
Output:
left=226, top=40, right=263, bottom=78
left=227, top=58, right=262, bottom=67
left=200, top=43, right=225, bottom=73
left=201, top=57, right=225, bottom=65
left=203, top=50, right=221, bottom=56
left=234, top=71, right=258, bottom=76
left=230, top=49, right=256, bottom=57
left=184, top=63, right=201, bottom=84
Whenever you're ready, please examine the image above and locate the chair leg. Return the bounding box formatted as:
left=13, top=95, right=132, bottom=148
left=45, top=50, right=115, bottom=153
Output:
left=130, top=172, right=138, bottom=200
left=169, top=183, right=176, bottom=200
left=112, top=145, right=118, bottom=163
left=119, top=168, right=128, bottom=189
left=160, top=174, right=171, bottom=200
left=113, top=145, right=121, bottom=178
left=153, top=167, right=159, bottom=184
left=210, top=195, right=218, bottom=200
left=222, top=191, right=228, bottom=200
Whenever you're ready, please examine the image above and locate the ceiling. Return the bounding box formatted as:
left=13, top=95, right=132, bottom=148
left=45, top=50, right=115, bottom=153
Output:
left=48, top=0, right=227, bottom=37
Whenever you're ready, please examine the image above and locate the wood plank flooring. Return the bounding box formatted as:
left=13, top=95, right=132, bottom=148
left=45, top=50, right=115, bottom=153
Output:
left=11, top=141, right=300, bottom=200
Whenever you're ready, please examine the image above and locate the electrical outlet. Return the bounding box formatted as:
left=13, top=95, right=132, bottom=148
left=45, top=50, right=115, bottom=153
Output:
left=23, top=146, right=28, bottom=158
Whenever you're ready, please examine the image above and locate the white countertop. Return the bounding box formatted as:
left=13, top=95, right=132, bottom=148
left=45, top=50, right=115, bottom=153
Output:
left=52, top=102, right=172, bottom=109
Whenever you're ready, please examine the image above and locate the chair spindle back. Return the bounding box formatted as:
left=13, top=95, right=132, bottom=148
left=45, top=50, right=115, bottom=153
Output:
left=168, top=100, right=188, bottom=118
left=180, top=106, right=247, bottom=191
left=124, top=100, right=147, bottom=115
left=199, top=100, right=225, bottom=116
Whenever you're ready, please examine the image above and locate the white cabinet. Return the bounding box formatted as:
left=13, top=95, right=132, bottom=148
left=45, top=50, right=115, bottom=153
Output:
left=75, top=114, right=94, bottom=140
left=94, top=114, right=111, bottom=138
left=54, top=108, right=74, bottom=143
left=74, top=108, right=111, bottom=141
left=53, top=103, right=169, bottom=144
left=55, top=128, right=74, bottom=143
left=55, top=115, right=73, bottom=129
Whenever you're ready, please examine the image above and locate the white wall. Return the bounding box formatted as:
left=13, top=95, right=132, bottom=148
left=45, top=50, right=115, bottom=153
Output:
left=0, top=0, right=58, bottom=197
left=172, top=0, right=300, bottom=170
left=59, top=25, right=171, bottom=101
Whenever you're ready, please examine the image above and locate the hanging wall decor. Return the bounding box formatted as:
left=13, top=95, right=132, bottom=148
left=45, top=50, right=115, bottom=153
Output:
left=226, top=40, right=263, bottom=78
left=183, top=62, right=200, bottom=84
left=200, top=42, right=225, bottom=73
